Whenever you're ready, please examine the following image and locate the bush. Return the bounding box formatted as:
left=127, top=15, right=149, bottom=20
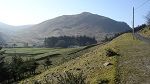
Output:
left=42, top=71, right=86, bottom=84
left=0, top=47, right=9, bottom=82
left=105, top=49, right=119, bottom=57
left=56, top=71, right=86, bottom=84
left=97, top=79, right=109, bottom=84
left=43, top=57, right=52, bottom=69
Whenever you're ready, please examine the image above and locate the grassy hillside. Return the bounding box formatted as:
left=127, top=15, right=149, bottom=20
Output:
left=140, top=26, right=150, bottom=38
left=20, top=33, right=150, bottom=84
left=18, top=34, right=124, bottom=84
left=4, top=47, right=94, bottom=72
left=20, top=44, right=116, bottom=84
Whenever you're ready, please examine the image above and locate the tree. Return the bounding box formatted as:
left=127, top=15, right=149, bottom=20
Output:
left=0, top=46, right=5, bottom=81
left=146, top=11, right=150, bottom=25
left=0, top=47, right=9, bottom=82
left=44, top=36, right=97, bottom=48
left=9, top=56, right=24, bottom=81
left=4, top=43, right=8, bottom=48
left=8, top=57, right=39, bottom=81
left=44, top=57, right=52, bottom=69
left=24, top=43, right=29, bottom=48
left=26, top=58, right=39, bottom=74
left=0, top=48, right=40, bottom=82
left=55, top=40, right=66, bottom=48
left=12, top=43, right=17, bottom=48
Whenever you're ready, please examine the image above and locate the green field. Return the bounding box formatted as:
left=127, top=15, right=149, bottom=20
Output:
left=3, top=46, right=97, bottom=72
left=4, top=48, right=83, bottom=61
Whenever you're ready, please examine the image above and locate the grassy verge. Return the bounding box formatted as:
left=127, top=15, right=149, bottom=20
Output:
left=107, top=33, right=150, bottom=84
left=140, top=26, right=150, bottom=38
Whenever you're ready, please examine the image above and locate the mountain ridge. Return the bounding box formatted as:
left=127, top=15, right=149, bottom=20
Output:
left=18, top=12, right=131, bottom=43
left=0, top=12, right=131, bottom=44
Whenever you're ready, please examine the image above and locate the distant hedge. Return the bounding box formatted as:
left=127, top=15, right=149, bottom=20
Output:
left=44, top=36, right=97, bottom=48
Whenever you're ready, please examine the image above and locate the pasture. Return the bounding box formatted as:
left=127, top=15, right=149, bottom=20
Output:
left=3, top=46, right=94, bottom=72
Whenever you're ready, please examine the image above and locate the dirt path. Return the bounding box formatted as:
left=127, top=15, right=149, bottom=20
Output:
left=118, top=33, right=150, bottom=84
left=134, top=33, right=150, bottom=44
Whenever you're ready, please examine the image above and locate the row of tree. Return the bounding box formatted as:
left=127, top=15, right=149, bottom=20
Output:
left=0, top=57, right=38, bottom=82
left=0, top=47, right=39, bottom=83
left=44, top=36, right=97, bottom=48
left=0, top=46, right=53, bottom=83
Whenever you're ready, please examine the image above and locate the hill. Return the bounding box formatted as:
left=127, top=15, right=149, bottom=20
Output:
left=0, top=32, right=5, bottom=43
left=0, top=22, right=33, bottom=43
left=0, top=33, right=8, bottom=42
left=0, top=12, right=131, bottom=45
left=16, top=12, right=131, bottom=44
left=0, top=22, right=32, bottom=34
left=0, top=22, right=14, bottom=43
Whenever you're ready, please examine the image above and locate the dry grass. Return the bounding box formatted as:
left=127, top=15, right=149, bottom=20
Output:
left=140, top=26, right=150, bottom=38
left=20, top=40, right=117, bottom=84
left=20, top=33, right=150, bottom=84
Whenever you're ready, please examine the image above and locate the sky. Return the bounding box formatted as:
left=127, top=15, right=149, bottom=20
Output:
left=0, top=0, right=149, bottom=27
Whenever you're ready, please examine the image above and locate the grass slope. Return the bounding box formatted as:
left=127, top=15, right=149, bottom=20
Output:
left=140, top=26, right=150, bottom=38
left=4, top=47, right=92, bottom=72
left=20, top=33, right=150, bottom=84
left=19, top=41, right=118, bottom=83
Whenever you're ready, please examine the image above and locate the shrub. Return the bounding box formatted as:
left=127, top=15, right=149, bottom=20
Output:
left=97, top=79, right=109, bottom=84
left=43, top=57, right=52, bottom=69
left=56, top=71, right=86, bottom=84
left=105, top=49, right=119, bottom=57
left=41, top=71, right=86, bottom=84
left=0, top=47, right=9, bottom=82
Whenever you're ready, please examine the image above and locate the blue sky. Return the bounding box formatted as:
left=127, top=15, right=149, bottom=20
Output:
left=0, top=0, right=149, bottom=27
